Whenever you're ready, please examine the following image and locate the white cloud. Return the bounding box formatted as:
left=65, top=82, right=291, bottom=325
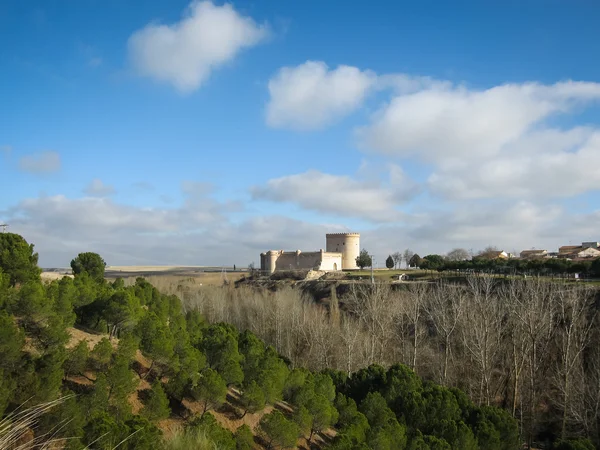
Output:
left=7, top=190, right=599, bottom=270
left=85, top=179, right=116, bottom=197
left=357, top=81, right=600, bottom=163
left=3, top=190, right=339, bottom=267
left=250, top=168, right=419, bottom=221
left=348, top=78, right=600, bottom=200
left=360, top=200, right=600, bottom=264
left=128, top=1, right=268, bottom=93
left=428, top=129, right=600, bottom=199
left=266, top=61, right=377, bottom=130
left=18, top=151, right=61, bottom=174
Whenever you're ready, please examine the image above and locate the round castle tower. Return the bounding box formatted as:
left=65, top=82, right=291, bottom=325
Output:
left=326, top=233, right=360, bottom=270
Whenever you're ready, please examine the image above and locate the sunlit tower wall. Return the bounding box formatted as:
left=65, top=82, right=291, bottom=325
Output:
left=326, top=233, right=360, bottom=270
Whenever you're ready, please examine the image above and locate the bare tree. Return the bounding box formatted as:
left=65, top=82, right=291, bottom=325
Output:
left=503, top=283, right=531, bottom=422
left=579, top=341, right=600, bottom=442
left=338, top=314, right=366, bottom=374
left=403, top=249, right=414, bottom=269
left=446, top=248, right=470, bottom=262
left=392, top=252, right=403, bottom=269
left=425, top=282, right=465, bottom=384
left=461, top=276, right=505, bottom=406
left=506, top=278, right=556, bottom=446
left=177, top=275, right=600, bottom=444
left=477, top=245, right=501, bottom=259
left=401, top=283, right=429, bottom=372
left=554, top=286, right=596, bottom=440
left=345, top=284, right=397, bottom=366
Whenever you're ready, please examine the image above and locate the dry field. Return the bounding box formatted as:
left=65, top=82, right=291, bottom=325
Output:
left=40, top=271, right=74, bottom=282
left=40, top=266, right=246, bottom=287
left=105, top=265, right=245, bottom=285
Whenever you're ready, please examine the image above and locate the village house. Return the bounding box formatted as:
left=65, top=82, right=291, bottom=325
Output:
left=519, top=249, right=548, bottom=260
left=479, top=250, right=510, bottom=260
left=558, top=245, right=600, bottom=259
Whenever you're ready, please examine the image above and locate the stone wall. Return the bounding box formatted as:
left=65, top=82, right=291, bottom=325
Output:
left=319, top=252, right=342, bottom=271
left=273, top=251, right=322, bottom=272
left=326, top=233, right=360, bottom=270
left=260, top=249, right=343, bottom=273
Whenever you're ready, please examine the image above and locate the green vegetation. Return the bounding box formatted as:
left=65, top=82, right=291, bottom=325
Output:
left=70, top=252, right=107, bottom=283
left=259, top=410, right=299, bottom=449
left=409, top=253, right=422, bottom=268
left=3, top=231, right=582, bottom=449
left=142, top=380, right=171, bottom=421
left=0, top=232, right=41, bottom=286
left=419, top=252, right=600, bottom=277
left=356, top=248, right=373, bottom=270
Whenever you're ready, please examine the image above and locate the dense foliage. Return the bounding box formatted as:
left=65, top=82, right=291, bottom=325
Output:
left=356, top=249, right=373, bottom=270
left=418, top=252, right=600, bottom=277
left=1, top=232, right=584, bottom=449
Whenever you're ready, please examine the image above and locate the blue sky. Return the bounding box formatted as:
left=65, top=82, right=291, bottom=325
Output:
left=1, top=0, right=600, bottom=267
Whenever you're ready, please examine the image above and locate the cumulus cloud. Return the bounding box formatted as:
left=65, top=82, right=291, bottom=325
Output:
left=250, top=168, right=419, bottom=221
left=3, top=190, right=340, bottom=267
left=266, top=61, right=377, bottom=130
left=84, top=179, right=116, bottom=197
left=128, top=1, right=268, bottom=93
left=348, top=78, right=600, bottom=200
left=428, top=129, right=600, bottom=199
left=18, top=151, right=61, bottom=174
left=360, top=200, right=600, bottom=265
left=3, top=184, right=242, bottom=265
left=6, top=189, right=598, bottom=270
left=357, top=81, right=600, bottom=162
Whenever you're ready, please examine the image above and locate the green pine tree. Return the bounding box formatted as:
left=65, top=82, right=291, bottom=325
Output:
left=142, top=380, right=171, bottom=422
left=239, top=380, right=266, bottom=418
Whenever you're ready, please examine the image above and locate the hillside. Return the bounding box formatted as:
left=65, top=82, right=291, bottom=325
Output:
left=3, top=233, right=596, bottom=450
left=64, top=327, right=331, bottom=449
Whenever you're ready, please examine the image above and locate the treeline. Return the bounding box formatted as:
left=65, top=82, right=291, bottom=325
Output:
left=0, top=232, right=524, bottom=449
left=183, top=278, right=600, bottom=449
left=416, top=253, right=600, bottom=277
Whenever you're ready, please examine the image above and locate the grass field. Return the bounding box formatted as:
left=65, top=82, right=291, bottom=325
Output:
left=345, top=269, right=434, bottom=281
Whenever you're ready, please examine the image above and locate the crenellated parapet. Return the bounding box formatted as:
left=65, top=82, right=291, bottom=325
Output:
left=259, top=232, right=361, bottom=273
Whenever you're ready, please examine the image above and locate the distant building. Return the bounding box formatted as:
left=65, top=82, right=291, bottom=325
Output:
left=558, top=244, right=600, bottom=259
left=582, top=242, right=600, bottom=249
left=519, top=249, right=548, bottom=260
left=260, top=233, right=360, bottom=274
left=575, top=247, right=600, bottom=258
left=559, top=246, right=580, bottom=257
left=479, top=250, right=509, bottom=260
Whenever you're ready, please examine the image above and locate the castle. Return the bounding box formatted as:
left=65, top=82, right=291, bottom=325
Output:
left=260, top=233, right=360, bottom=274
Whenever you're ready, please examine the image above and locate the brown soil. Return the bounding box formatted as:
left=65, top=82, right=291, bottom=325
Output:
left=66, top=327, right=116, bottom=350
left=65, top=326, right=333, bottom=448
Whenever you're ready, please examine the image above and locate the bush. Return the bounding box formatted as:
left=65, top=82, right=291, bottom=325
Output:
left=235, top=424, right=255, bottom=450
left=187, top=413, right=235, bottom=450
left=142, top=380, right=171, bottom=422
left=259, top=410, right=299, bottom=449
left=554, top=439, right=596, bottom=450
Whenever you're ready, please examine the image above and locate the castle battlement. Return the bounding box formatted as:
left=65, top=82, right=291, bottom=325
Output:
left=260, top=233, right=360, bottom=274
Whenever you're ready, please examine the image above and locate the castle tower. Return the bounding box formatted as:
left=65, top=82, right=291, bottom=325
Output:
left=326, top=233, right=360, bottom=270
left=260, top=250, right=281, bottom=274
